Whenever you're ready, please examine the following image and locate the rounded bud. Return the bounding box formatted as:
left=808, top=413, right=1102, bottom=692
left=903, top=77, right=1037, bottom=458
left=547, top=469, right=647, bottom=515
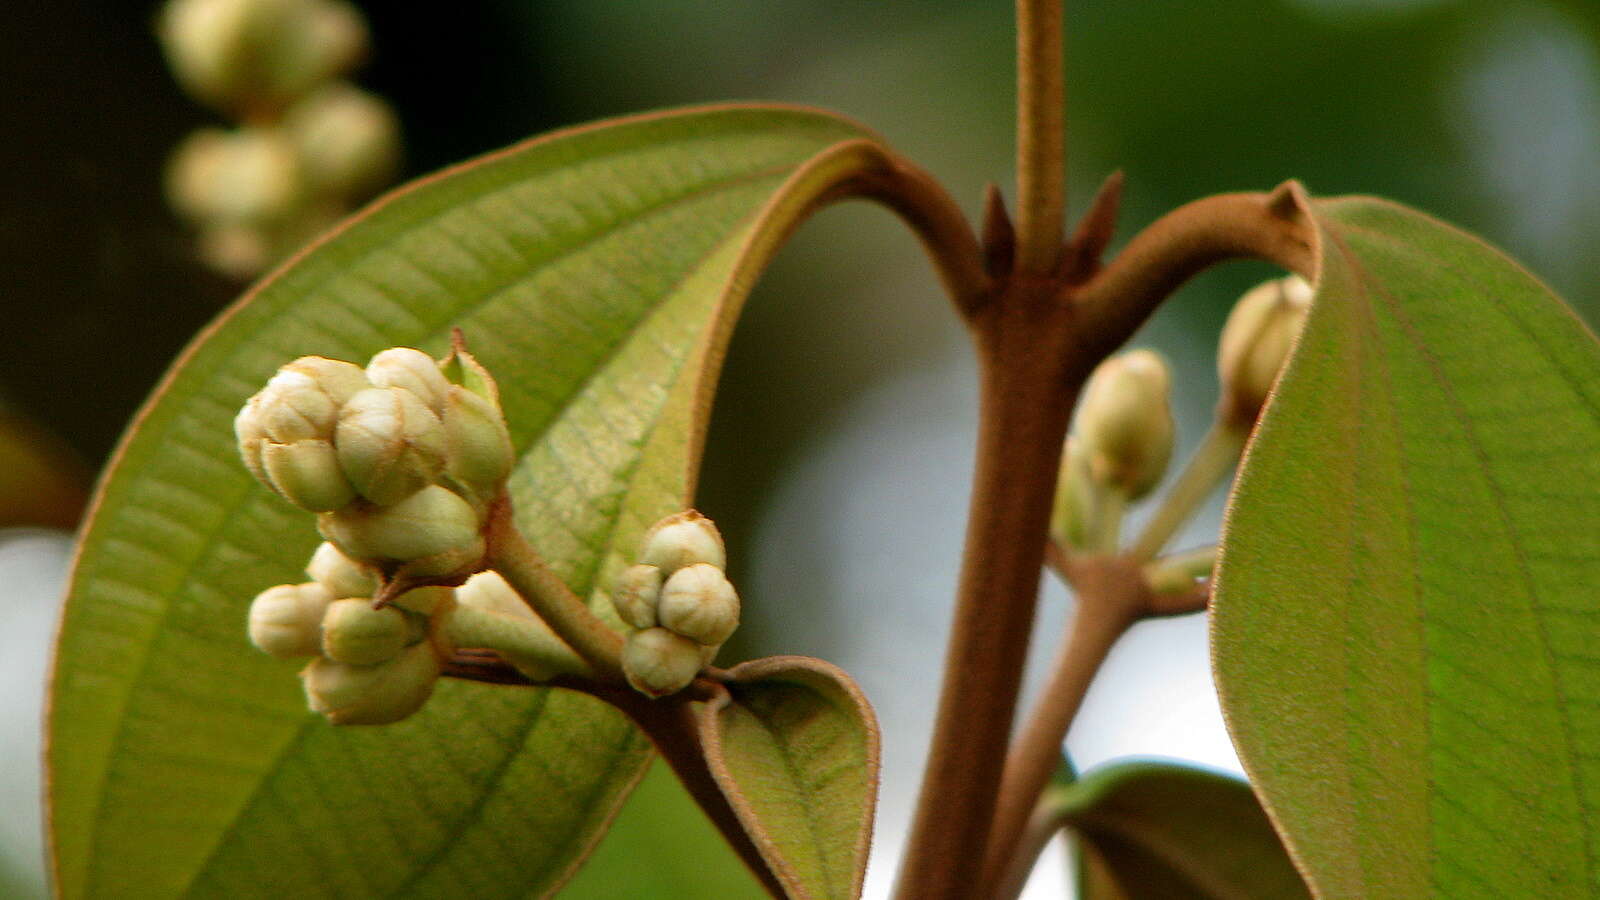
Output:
left=306, top=540, right=375, bottom=599
left=611, top=564, right=663, bottom=630
left=621, top=627, right=704, bottom=698
left=335, top=386, right=447, bottom=505
left=1050, top=436, right=1097, bottom=551
left=283, top=82, right=400, bottom=200
left=237, top=356, right=369, bottom=490
left=1218, top=275, right=1312, bottom=427
left=301, top=642, right=440, bottom=725
left=441, top=385, right=513, bottom=504
left=248, top=581, right=333, bottom=658
left=260, top=438, right=355, bottom=511
left=158, top=0, right=367, bottom=115
left=165, top=126, right=305, bottom=226
left=365, top=348, right=451, bottom=413
left=639, top=511, right=726, bottom=574
left=1074, top=349, right=1175, bottom=499
left=320, top=597, right=410, bottom=665
left=658, top=563, right=740, bottom=646
left=318, top=485, right=482, bottom=564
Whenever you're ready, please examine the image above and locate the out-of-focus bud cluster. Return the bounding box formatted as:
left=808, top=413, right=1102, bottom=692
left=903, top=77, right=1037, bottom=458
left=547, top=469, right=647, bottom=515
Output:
left=1217, top=275, right=1312, bottom=428
left=611, top=512, right=740, bottom=697
left=158, top=0, right=400, bottom=278
left=236, top=345, right=512, bottom=586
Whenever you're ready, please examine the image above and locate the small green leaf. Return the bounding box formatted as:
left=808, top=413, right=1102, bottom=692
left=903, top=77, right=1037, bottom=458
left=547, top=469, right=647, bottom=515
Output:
left=1056, top=761, right=1308, bottom=899
left=563, top=759, right=765, bottom=899
left=1214, top=197, right=1600, bottom=896
left=698, top=656, right=881, bottom=900
left=48, top=105, right=875, bottom=898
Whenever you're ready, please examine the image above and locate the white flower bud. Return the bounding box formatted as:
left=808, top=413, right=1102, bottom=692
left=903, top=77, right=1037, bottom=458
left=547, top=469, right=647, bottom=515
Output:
left=158, top=0, right=367, bottom=114
left=318, top=485, right=482, bottom=565
left=237, top=356, right=369, bottom=492
left=611, top=564, right=662, bottom=630
left=448, top=573, right=583, bottom=681
left=306, top=540, right=375, bottom=598
left=658, top=563, right=739, bottom=646
left=440, top=385, right=513, bottom=504
left=456, top=570, right=529, bottom=619
left=165, top=127, right=305, bottom=226
left=248, top=581, right=333, bottom=658
left=364, top=348, right=450, bottom=411
left=260, top=438, right=355, bottom=511
left=1074, top=349, right=1175, bottom=499
left=335, top=386, right=447, bottom=505
left=1218, top=275, right=1312, bottom=427
left=301, top=642, right=440, bottom=726
left=320, top=597, right=410, bottom=665
left=621, top=627, right=704, bottom=698
left=639, top=511, right=726, bottom=574
left=283, top=83, right=400, bottom=200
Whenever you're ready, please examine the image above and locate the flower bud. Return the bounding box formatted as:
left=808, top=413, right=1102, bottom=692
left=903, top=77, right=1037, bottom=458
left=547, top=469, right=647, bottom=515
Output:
left=456, top=570, right=529, bottom=619
left=158, top=0, right=367, bottom=114
left=259, top=438, right=354, bottom=511
left=391, top=585, right=452, bottom=616
left=237, top=355, right=368, bottom=485
left=318, top=485, right=483, bottom=566
left=1218, top=275, right=1312, bottom=428
left=658, top=563, right=739, bottom=646
left=301, top=642, right=440, bottom=725
left=1050, top=436, right=1096, bottom=550
left=320, top=597, right=410, bottom=665
left=621, top=627, right=704, bottom=698
left=335, top=386, right=447, bottom=505
left=611, top=564, right=662, bottom=630
left=248, top=581, right=333, bottom=658
left=639, top=511, right=726, bottom=574
left=449, top=573, right=583, bottom=681
left=365, top=348, right=451, bottom=413
left=441, top=385, right=513, bottom=505
left=1074, top=349, right=1175, bottom=499
left=283, top=83, right=400, bottom=200
left=165, top=126, right=305, bottom=226
left=306, top=540, right=375, bottom=599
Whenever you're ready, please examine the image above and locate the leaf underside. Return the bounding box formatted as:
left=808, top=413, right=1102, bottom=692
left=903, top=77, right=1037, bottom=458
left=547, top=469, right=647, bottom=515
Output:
left=48, top=105, right=870, bottom=899
left=701, top=656, right=881, bottom=900
left=1060, top=761, right=1308, bottom=899
left=1214, top=197, right=1600, bottom=896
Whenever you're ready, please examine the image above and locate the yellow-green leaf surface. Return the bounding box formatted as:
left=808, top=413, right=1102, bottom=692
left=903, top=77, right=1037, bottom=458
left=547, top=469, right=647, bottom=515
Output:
left=49, top=104, right=873, bottom=898
left=563, top=760, right=764, bottom=899
left=699, top=656, right=881, bottom=900
left=1213, top=197, right=1600, bottom=896
left=1058, top=762, right=1307, bottom=899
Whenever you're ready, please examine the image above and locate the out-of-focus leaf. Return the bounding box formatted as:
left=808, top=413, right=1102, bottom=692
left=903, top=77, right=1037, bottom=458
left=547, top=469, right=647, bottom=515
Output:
left=562, top=759, right=765, bottom=899
left=0, top=406, right=88, bottom=529
left=698, top=656, right=880, bottom=900
left=48, top=105, right=874, bottom=898
left=1057, top=761, right=1307, bottom=899
left=1214, top=197, right=1600, bottom=896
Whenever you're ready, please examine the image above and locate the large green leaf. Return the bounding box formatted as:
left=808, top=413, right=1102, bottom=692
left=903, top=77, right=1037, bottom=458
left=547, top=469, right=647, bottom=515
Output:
left=697, top=656, right=880, bottom=900
left=1058, top=762, right=1307, bottom=899
left=48, top=104, right=876, bottom=898
left=1213, top=197, right=1600, bottom=896
left=563, top=760, right=765, bottom=899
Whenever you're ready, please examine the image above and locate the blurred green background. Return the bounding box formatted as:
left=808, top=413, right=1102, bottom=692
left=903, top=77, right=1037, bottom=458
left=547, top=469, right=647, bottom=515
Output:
left=3, top=0, right=1597, bottom=896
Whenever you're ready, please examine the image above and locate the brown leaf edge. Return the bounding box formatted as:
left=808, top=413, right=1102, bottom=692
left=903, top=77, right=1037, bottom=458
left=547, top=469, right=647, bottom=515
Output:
left=695, top=656, right=882, bottom=900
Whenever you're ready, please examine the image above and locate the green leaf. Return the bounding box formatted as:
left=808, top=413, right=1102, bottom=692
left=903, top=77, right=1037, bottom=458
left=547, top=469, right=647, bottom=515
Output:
left=1213, top=196, right=1600, bottom=896
left=1056, top=762, right=1308, bottom=899
left=49, top=104, right=875, bottom=898
left=563, top=759, right=765, bottom=899
left=697, top=656, right=881, bottom=900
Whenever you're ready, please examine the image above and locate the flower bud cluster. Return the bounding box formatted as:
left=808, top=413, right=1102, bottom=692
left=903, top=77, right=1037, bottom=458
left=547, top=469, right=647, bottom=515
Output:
left=236, top=345, right=513, bottom=586
left=158, top=0, right=400, bottom=278
left=612, top=511, right=740, bottom=697
left=248, top=541, right=443, bottom=724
